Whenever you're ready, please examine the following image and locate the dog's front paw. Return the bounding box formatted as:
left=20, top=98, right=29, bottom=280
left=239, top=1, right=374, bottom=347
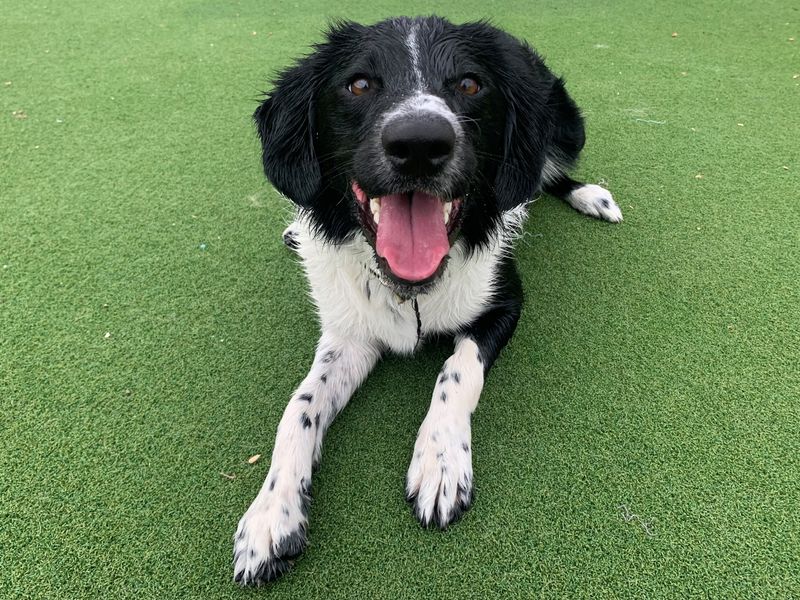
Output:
left=233, top=479, right=311, bottom=585
left=406, top=415, right=474, bottom=529
left=568, top=184, right=623, bottom=223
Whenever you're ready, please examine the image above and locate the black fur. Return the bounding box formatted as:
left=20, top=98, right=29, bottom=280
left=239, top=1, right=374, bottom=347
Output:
left=254, top=16, right=586, bottom=253
left=243, top=15, right=606, bottom=583
left=462, top=256, right=524, bottom=375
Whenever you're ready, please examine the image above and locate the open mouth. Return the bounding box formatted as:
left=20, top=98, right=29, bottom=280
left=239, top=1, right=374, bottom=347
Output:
left=352, top=182, right=463, bottom=285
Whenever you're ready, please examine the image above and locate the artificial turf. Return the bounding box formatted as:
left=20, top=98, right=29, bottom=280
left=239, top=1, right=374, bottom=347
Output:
left=1, top=0, right=798, bottom=597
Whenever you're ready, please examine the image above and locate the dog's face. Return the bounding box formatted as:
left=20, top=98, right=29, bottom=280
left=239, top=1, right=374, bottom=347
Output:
left=255, top=17, right=557, bottom=292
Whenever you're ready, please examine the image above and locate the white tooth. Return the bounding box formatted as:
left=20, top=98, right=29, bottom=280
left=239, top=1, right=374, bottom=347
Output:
left=442, top=201, right=452, bottom=225
left=370, top=197, right=381, bottom=224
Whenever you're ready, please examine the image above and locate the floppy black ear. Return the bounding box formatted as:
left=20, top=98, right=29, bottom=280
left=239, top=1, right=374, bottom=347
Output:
left=254, top=60, right=321, bottom=207
left=493, top=40, right=555, bottom=211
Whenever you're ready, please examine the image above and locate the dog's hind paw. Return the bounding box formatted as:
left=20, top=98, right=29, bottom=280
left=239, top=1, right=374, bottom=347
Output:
left=567, top=184, right=623, bottom=223
left=282, top=223, right=300, bottom=251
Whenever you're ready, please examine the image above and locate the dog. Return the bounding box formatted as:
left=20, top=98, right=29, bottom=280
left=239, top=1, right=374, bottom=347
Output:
left=233, top=16, right=622, bottom=585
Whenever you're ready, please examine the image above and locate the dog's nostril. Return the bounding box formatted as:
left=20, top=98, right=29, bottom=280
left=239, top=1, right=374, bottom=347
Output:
left=385, top=140, right=411, bottom=161
left=427, top=139, right=452, bottom=162
left=382, top=115, right=455, bottom=174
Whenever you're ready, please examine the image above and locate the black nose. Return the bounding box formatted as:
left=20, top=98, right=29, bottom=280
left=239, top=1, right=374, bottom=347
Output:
left=381, top=115, right=455, bottom=176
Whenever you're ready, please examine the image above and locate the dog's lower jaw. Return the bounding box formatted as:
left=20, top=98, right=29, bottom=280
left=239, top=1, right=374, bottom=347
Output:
left=352, top=182, right=465, bottom=286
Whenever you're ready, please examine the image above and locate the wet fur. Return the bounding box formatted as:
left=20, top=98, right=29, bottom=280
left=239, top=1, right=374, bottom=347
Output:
left=234, top=16, right=622, bottom=586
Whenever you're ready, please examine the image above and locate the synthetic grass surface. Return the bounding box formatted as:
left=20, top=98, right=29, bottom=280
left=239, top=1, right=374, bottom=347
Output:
left=2, top=0, right=799, bottom=598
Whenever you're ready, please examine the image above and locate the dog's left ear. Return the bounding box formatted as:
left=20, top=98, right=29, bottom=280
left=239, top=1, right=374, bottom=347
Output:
left=492, top=38, right=556, bottom=211
left=254, top=59, right=321, bottom=207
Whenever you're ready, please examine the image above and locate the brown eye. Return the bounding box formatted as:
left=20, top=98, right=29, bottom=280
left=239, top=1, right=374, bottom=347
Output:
left=348, top=77, right=371, bottom=96
left=457, top=77, right=480, bottom=96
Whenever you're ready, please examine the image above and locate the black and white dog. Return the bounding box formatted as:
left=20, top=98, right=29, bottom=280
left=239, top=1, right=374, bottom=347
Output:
left=234, top=16, right=622, bottom=585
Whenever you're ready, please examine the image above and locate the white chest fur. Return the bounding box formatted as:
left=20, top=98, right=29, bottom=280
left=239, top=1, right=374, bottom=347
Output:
left=292, top=208, right=526, bottom=354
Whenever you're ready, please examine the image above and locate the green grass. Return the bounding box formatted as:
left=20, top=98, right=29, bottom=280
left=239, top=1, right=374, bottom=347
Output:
left=2, top=0, right=799, bottom=598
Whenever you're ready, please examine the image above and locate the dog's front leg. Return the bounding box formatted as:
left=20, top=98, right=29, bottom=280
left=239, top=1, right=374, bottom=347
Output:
left=406, top=263, right=523, bottom=528
left=234, top=332, right=379, bottom=585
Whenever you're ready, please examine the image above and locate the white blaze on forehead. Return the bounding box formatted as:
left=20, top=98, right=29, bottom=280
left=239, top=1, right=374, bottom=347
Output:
left=406, top=24, right=424, bottom=88
left=391, top=24, right=462, bottom=138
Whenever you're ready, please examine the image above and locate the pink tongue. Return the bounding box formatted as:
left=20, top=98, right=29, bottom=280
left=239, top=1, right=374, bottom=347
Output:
left=375, top=192, right=449, bottom=282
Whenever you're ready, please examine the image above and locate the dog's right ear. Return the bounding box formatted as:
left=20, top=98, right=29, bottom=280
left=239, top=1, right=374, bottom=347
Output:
left=254, top=59, right=321, bottom=208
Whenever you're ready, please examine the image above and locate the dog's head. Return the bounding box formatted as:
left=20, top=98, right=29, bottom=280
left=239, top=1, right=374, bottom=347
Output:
left=255, top=17, right=560, bottom=292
